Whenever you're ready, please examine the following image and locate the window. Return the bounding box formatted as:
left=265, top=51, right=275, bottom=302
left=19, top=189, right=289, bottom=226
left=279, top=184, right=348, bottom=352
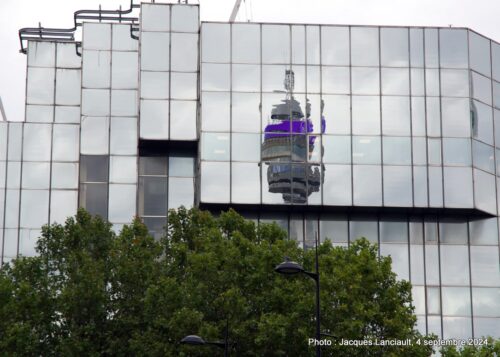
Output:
left=79, top=155, right=109, bottom=219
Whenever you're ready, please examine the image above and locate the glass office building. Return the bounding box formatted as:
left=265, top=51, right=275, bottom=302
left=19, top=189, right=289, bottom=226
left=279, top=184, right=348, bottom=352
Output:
left=1, top=1, right=500, bottom=340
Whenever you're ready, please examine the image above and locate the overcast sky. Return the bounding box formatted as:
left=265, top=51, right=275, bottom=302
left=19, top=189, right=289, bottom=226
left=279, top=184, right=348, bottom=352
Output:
left=1, top=0, right=499, bottom=122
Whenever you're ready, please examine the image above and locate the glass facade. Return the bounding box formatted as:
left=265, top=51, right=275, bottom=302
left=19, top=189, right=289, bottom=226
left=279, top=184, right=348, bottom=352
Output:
left=1, top=3, right=500, bottom=340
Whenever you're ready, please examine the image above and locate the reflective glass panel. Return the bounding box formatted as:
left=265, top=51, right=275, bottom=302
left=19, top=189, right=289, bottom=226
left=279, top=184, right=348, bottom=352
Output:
left=383, top=137, right=411, bottom=165
left=51, top=163, right=78, bottom=189
left=380, top=244, right=409, bottom=279
left=170, top=100, right=197, bottom=140
left=170, top=72, right=197, bottom=99
left=411, top=68, right=424, bottom=96
left=428, top=167, right=443, bottom=207
left=139, top=156, right=167, bottom=176
left=306, top=26, right=320, bottom=65
left=171, top=33, right=198, bottom=72
left=81, top=89, right=110, bottom=116
left=426, top=97, right=441, bottom=137
left=380, top=220, right=408, bottom=242
left=471, top=100, right=493, bottom=145
left=108, top=184, right=136, bottom=222
left=321, top=26, right=349, bottom=65
left=472, top=288, right=500, bottom=317
left=440, top=245, right=470, bottom=285
left=27, top=67, right=55, bottom=105
left=441, top=69, right=469, bottom=97
left=138, top=177, right=167, bottom=216
left=320, top=214, right=348, bottom=243
left=322, top=66, right=350, bottom=94
left=80, top=155, right=108, bottom=182
left=469, top=31, right=491, bottom=77
left=140, top=71, right=169, bottom=100
left=110, top=117, right=137, bottom=155
left=381, top=68, right=410, bottom=95
left=202, top=23, right=229, bottom=63
left=25, top=105, right=53, bottom=123
left=141, top=32, right=169, bottom=71
left=28, top=41, right=55, bottom=67
left=351, top=27, right=379, bottom=66
left=262, top=25, right=290, bottom=64
left=232, top=133, right=260, bottom=162
left=352, top=136, right=381, bottom=164
left=474, top=169, right=496, bottom=214
left=201, top=133, right=230, bottom=161
left=21, top=162, right=50, bottom=189
left=232, top=24, right=260, bottom=64
left=443, top=317, right=472, bottom=340
left=411, top=97, right=426, bottom=136
left=23, top=123, right=52, bottom=161
left=112, top=24, right=138, bottom=51
left=79, top=183, right=108, bottom=218
left=353, top=165, right=382, bottom=206
left=171, top=5, right=199, bottom=33
left=140, top=100, right=169, bottom=139
left=493, top=42, right=500, bottom=82
left=232, top=93, right=261, bottom=133
left=410, top=245, right=425, bottom=284
left=473, top=140, right=495, bottom=173
left=443, top=138, right=471, bottom=165
left=202, top=63, right=230, bottom=91
left=290, top=26, right=305, bottom=65
left=81, top=117, right=109, bottom=155
left=83, top=23, right=111, bottom=50
left=349, top=215, right=378, bottom=243
left=381, top=96, right=410, bottom=135
left=55, top=106, right=80, bottom=124
left=413, top=166, right=428, bottom=207
left=110, top=156, right=137, bottom=184
left=20, top=190, right=49, bottom=228
left=56, top=69, right=81, bottom=105
left=232, top=64, right=260, bottom=92
left=424, top=29, right=438, bottom=68
left=470, top=247, right=500, bottom=286
left=82, top=50, right=110, bottom=88
left=201, top=161, right=230, bottom=203
left=442, top=287, right=471, bottom=316
left=469, top=218, right=498, bottom=245
left=322, top=164, right=351, bottom=205
left=412, top=137, right=427, bottom=165
left=53, top=124, right=79, bottom=162
left=427, top=287, right=441, bottom=315
left=50, top=190, right=78, bottom=224
left=323, top=95, right=350, bottom=135
left=352, top=96, right=380, bottom=135
left=439, top=29, right=468, bottom=68
left=201, top=92, right=230, bottom=131
left=231, top=162, right=260, bottom=204
left=323, top=135, right=351, bottom=164
left=168, top=177, right=195, bottom=208
left=427, top=138, right=441, bottom=165
left=111, top=90, right=138, bottom=116
left=383, top=166, right=413, bottom=206
left=352, top=67, right=379, bottom=95
left=441, top=98, right=471, bottom=137
left=111, top=52, right=138, bottom=89
left=410, top=28, right=424, bottom=67
left=380, top=27, right=409, bottom=67
left=471, top=72, right=492, bottom=105
left=425, top=69, right=440, bottom=96
left=57, top=42, right=81, bottom=68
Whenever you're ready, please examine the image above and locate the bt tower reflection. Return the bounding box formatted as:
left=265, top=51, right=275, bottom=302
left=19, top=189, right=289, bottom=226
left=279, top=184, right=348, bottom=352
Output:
left=261, top=70, right=325, bottom=204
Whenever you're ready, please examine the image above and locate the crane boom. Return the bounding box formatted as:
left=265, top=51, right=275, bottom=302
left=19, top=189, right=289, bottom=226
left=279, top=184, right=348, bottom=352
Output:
left=229, top=0, right=244, bottom=22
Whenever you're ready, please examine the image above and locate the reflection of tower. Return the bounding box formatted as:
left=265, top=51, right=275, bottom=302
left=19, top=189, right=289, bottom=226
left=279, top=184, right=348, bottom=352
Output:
left=261, top=70, right=325, bottom=204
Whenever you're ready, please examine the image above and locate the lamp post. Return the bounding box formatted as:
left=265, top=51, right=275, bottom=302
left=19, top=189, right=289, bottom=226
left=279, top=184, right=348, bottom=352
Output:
left=275, top=233, right=321, bottom=357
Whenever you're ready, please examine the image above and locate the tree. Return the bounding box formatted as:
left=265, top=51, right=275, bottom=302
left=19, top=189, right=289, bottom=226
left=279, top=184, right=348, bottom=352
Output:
left=0, top=208, right=433, bottom=356
left=441, top=338, right=500, bottom=357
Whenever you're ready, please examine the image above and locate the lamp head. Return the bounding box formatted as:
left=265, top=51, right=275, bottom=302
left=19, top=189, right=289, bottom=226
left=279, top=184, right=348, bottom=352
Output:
left=274, top=257, right=305, bottom=275
left=180, top=335, right=206, bottom=346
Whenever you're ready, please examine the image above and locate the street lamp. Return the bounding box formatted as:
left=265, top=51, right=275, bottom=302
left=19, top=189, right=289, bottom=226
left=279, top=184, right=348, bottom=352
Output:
left=180, top=335, right=228, bottom=356
left=275, top=234, right=321, bottom=357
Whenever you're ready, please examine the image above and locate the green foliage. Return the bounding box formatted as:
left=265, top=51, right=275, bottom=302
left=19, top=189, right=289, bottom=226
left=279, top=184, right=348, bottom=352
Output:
left=0, top=207, right=434, bottom=356
left=441, top=338, right=500, bottom=357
